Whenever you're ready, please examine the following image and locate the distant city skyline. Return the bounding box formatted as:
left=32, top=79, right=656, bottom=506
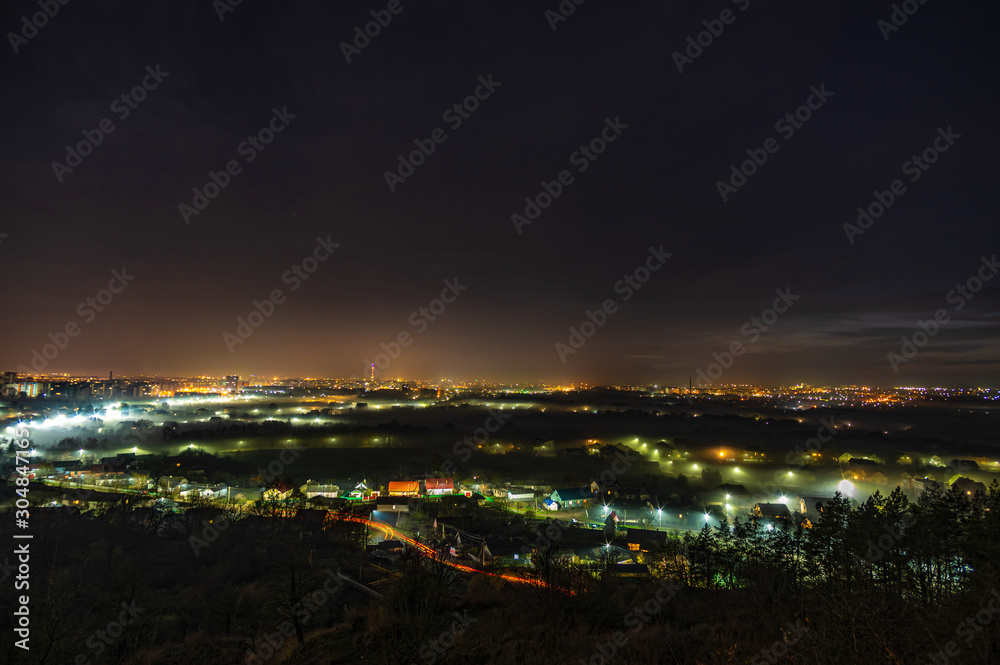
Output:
left=5, top=370, right=998, bottom=392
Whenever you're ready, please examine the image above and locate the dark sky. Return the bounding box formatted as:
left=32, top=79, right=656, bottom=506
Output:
left=2, top=1, right=998, bottom=387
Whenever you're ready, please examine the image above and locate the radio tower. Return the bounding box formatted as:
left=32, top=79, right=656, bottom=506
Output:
left=370, top=363, right=375, bottom=383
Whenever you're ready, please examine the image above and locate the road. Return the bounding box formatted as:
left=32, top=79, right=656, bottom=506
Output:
left=331, top=513, right=572, bottom=592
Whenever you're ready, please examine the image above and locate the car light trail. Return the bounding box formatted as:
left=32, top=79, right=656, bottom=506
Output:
left=330, top=513, right=571, bottom=593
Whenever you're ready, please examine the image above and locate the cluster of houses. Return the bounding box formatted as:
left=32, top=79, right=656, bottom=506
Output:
left=386, top=478, right=457, bottom=497
left=836, top=454, right=990, bottom=493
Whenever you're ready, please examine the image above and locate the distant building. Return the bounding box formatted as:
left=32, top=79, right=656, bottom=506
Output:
left=291, top=509, right=330, bottom=533
left=847, top=458, right=882, bottom=480
left=625, top=528, right=667, bottom=554
left=94, top=453, right=136, bottom=474
left=949, top=476, right=987, bottom=498
left=262, top=486, right=294, bottom=501
left=179, top=483, right=229, bottom=500
left=798, top=495, right=835, bottom=515
left=9, top=381, right=46, bottom=398
left=868, top=471, right=889, bottom=485
left=300, top=482, right=340, bottom=499
left=387, top=481, right=420, bottom=497
left=901, top=476, right=936, bottom=494
left=551, top=487, right=594, bottom=509
left=754, top=503, right=791, bottom=520
left=710, top=483, right=751, bottom=507
left=507, top=488, right=535, bottom=503
left=157, top=476, right=188, bottom=491
left=423, top=478, right=454, bottom=496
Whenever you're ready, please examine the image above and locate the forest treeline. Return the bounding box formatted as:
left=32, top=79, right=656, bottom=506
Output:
left=0, top=481, right=998, bottom=664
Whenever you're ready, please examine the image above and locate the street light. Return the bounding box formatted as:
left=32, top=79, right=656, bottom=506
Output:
left=657, top=508, right=662, bottom=528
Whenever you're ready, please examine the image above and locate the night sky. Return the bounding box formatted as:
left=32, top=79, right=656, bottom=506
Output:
left=2, top=1, right=998, bottom=386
